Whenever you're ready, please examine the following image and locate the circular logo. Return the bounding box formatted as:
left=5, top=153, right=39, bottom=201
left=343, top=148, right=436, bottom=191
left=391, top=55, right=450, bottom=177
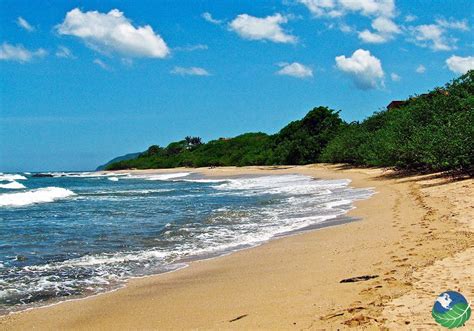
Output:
left=432, top=291, right=471, bottom=329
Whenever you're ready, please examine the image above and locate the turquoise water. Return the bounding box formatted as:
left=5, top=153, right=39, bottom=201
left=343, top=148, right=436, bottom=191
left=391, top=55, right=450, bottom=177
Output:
left=0, top=171, right=373, bottom=314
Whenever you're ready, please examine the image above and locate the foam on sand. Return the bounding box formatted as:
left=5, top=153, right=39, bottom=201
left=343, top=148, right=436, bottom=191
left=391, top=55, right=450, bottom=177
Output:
left=0, top=187, right=76, bottom=207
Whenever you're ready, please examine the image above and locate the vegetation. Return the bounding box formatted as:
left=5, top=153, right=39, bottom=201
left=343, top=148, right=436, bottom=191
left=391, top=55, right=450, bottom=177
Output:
left=106, top=71, right=473, bottom=172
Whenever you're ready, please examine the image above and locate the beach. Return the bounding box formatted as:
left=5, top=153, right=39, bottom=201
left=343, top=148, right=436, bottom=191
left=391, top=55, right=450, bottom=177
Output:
left=0, top=164, right=472, bottom=330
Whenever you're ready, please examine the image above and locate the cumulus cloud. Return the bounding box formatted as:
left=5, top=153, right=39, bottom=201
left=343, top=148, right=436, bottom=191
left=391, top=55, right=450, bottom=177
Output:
left=335, top=49, right=384, bottom=89
left=416, top=64, right=426, bottom=73
left=229, top=13, right=297, bottom=43
left=301, top=1, right=400, bottom=44
left=0, top=42, right=46, bottom=62
left=276, top=62, right=313, bottom=78
left=359, top=16, right=400, bottom=43
left=390, top=72, right=401, bottom=81
left=202, top=12, right=222, bottom=25
left=56, top=8, right=169, bottom=58
left=446, top=55, right=474, bottom=74
left=16, top=17, right=35, bottom=32
left=408, top=24, right=454, bottom=51
left=299, top=0, right=396, bottom=18
left=55, top=45, right=75, bottom=58
left=408, top=18, right=469, bottom=52
left=298, top=0, right=338, bottom=17
left=171, top=66, right=210, bottom=76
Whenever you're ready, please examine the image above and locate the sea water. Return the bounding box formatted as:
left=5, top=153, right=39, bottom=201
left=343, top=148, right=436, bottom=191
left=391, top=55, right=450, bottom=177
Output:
left=0, top=171, right=373, bottom=314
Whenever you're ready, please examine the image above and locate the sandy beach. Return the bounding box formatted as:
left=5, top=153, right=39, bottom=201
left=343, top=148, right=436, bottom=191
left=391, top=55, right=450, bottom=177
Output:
left=0, top=164, right=472, bottom=330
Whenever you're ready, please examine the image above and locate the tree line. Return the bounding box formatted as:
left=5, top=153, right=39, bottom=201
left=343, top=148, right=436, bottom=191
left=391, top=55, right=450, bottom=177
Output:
left=107, top=71, right=473, bottom=173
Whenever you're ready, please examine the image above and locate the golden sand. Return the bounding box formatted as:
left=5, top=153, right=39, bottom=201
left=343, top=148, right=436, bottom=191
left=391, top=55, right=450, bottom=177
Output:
left=0, top=164, right=472, bottom=330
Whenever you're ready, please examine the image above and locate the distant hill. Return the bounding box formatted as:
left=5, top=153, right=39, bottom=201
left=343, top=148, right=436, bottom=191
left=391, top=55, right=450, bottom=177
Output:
left=96, top=152, right=142, bottom=171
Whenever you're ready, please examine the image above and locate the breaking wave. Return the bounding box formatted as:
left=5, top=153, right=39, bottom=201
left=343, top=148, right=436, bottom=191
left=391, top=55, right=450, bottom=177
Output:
left=0, top=181, right=26, bottom=190
left=0, top=187, right=76, bottom=207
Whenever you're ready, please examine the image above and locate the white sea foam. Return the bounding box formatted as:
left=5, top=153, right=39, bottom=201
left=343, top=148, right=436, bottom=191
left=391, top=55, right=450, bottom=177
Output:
left=0, top=181, right=26, bottom=189
left=126, top=172, right=191, bottom=181
left=108, top=177, right=119, bottom=182
left=0, top=187, right=76, bottom=207
left=214, top=175, right=350, bottom=196
left=0, top=174, right=27, bottom=181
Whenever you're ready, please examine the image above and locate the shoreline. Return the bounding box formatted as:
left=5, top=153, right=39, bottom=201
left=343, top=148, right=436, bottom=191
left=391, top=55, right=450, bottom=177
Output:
left=0, top=171, right=365, bottom=317
left=1, top=164, right=472, bottom=329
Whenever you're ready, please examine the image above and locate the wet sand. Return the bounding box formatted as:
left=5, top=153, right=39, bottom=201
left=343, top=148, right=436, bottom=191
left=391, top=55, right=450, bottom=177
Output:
left=1, top=164, right=472, bottom=330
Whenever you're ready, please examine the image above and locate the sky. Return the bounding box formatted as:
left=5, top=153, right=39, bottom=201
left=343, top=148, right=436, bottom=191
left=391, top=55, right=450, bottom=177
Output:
left=0, top=0, right=473, bottom=172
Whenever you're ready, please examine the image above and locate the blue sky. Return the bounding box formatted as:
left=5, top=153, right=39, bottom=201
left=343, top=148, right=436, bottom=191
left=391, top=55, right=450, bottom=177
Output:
left=1, top=0, right=473, bottom=171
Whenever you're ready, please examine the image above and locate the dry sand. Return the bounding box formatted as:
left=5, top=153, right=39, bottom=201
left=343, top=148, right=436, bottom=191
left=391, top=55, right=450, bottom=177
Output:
left=0, top=164, right=472, bottom=330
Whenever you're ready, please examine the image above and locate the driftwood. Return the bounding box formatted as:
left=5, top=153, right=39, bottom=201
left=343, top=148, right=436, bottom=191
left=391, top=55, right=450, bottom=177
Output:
left=229, top=314, right=248, bottom=323
left=340, top=275, right=379, bottom=283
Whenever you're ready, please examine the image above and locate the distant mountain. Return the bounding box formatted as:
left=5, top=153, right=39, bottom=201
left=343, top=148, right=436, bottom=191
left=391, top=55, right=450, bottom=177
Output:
left=96, top=152, right=142, bottom=171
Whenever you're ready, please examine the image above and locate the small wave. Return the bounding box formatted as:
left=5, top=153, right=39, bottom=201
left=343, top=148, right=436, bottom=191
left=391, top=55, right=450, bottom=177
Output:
left=0, top=174, right=27, bottom=181
left=83, top=188, right=173, bottom=197
left=0, top=181, right=26, bottom=189
left=108, top=177, right=119, bottom=182
left=180, top=178, right=229, bottom=183
left=0, top=187, right=76, bottom=207
left=48, top=172, right=130, bottom=178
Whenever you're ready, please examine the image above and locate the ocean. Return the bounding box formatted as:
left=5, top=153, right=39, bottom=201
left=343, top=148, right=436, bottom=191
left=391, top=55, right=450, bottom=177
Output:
left=0, top=171, right=373, bottom=314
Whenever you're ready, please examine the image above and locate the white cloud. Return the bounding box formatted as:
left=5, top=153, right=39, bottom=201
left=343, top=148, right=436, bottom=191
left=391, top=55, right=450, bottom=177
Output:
left=93, top=58, right=111, bottom=71
left=174, top=44, right=208, bottom=52
left=301, top=1, right=399, bottom=44
left=202, top=12, right=222, bottom=25
left=404, top=14, right=417, bottom=23
left=276, top=62, right=313, bottom=78
left=16, top=17, right=34, bottom=32
left=359, top=16, right=400, bottom=43
left=446, top=55, right=474, bottom=74
left=390, top=72, right=401, bottom=81
left=55, top=45, right=75, bottom=58
left=338, top=0, right=395, bottom=17
left=409, top=24, right=454, bottom=51
left=416, top=64, right=426, bottom=73
left=171, top=66, right=210, bottom=76
left=57, top=8, right=169, bottom=58
left=299, top=0, right=395, bottom=18
left=372, top=16, right=400, bottom=34
left=0, top=42, right=46, bottom=62
left=229, top=13, right=297, bottom=43
left=435, top=18, right=469, bottom=31
left=298, top=0, right=336, bottom=17
left=335, top=49, right=384, bottom=89
left=408, top=18, right=469, bottom=52
left=338, top=23, right=354, bottom=33
left=358, top=30, right=386, bottom=43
